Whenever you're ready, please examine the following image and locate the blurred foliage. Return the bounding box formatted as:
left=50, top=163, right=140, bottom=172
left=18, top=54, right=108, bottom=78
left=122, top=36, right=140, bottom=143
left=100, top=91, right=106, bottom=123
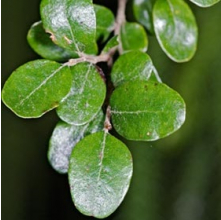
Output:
left=2, top=0, right=221, bottom=220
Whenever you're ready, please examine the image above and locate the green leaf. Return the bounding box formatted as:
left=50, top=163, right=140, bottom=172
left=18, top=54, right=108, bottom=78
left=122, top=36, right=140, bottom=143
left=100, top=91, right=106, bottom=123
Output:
left=110, top=80, right=186, bottom=141
left=133, top=0, right=155, bottom=34
left=153, top=0, right=198, bottom=62
left=68, top=131, right=133, bottom=218
left=40, top=0, right=97, bottom=55
left=189, top=0, right=220, bottom=7
left=101, top=35, right=119, bottom=54
left=27, top=21, right=77, bottom=61
left=57, top=62, right=106, bottom=125
left=94, top=4, right=115, bottom=42
left=120, top=22, right=148, bottom=53
left=111, top=50, right=153, bottom=87
left=48, top=110, right=104, bottom=174
left=2, top=60, right=72, bottom=118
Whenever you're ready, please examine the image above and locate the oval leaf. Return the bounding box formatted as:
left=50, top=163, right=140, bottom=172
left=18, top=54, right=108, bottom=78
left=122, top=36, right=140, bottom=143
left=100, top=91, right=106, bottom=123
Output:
left=153, top=0, right=198, bottom=62
left=68, top=131, right=133, bottom=218
left=2, top=60, right=72, bottom=118
left=133, top=0, right=155, bottom=34
left=102, top=35, right=119, bottom=54
left=189, top=0, right=220, bottom=7
left=94, top=4, right=115, bottom=42
left=111, top=50, right=153, bottom=87
left=110, top=81, right=186, bottom=141
left=40, top=0, right=97, bottom=55
left=57, top=62, right=106, bottom=125
left=48, top=110, right=104, bottom=174
left=27, top=21, right=77, bottom=61
left=120, top=22, right=148, bottom=53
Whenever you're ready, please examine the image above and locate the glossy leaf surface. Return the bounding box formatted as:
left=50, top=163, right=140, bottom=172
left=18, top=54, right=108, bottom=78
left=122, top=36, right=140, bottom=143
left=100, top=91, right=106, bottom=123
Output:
left=2, top=60, right=72, bottom=118
left=57, top=62, right=106, bottom=125
left=68, top=131, right=133, bottom=218
left=94, top=4, right=115, bottom=42
left=189, top=0, right=220, bottom=7
left=110, top=81, right=186, bottom=141
left=27, top=21, right=77, bottom=61
left=133, top=0, right=155, bottom=34
left=153, top=0, right=198, bottom=62
left=111, top=51, right=153, bottom=87
left=48, top=110, right=104, bottom=174
left=102, top=35, right=119, bottom=54
left=40, top=0, right=97, bottom=55
left=120, top=22, right=148, bottom=53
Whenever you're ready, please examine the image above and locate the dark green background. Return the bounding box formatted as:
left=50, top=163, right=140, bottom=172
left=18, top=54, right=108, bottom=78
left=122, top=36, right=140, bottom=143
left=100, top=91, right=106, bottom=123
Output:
left=2, top=0, right=221, bottom=219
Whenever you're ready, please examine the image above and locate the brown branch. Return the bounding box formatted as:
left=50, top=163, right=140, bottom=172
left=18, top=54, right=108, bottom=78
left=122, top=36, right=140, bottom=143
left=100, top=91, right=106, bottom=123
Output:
left=114, top=0, right=127, bottom=54
left=67, top=53, right=110, bottom=66
left=114, top=0, right=127, bottom=35
left=104, top=106, right=112, bottom=132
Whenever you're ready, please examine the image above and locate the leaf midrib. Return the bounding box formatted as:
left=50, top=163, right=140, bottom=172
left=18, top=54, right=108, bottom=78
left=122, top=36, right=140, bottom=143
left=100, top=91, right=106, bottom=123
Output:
left=15, top=65, right=65, bottom=108
left=66, top=4, right=81, bottom=54
left=111, top=109, right=172, bottom=115
left=97, top=132, right=107, bottom=181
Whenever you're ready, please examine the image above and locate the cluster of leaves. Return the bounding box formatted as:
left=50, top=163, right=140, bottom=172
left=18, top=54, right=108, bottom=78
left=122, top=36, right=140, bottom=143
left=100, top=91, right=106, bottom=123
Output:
left=1, top=0, right=219, bottom=218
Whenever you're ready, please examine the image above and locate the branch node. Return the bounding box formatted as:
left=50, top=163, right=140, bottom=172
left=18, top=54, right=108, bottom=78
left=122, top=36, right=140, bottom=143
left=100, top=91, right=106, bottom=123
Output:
left=104, top=106, right=112, bottom=132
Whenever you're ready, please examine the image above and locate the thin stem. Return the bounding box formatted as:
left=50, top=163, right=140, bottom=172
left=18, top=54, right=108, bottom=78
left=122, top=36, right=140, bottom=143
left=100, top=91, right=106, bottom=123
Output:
left=114, top=0, right=127, bottom=35
left=67, top=54, right=109, bottom=66
left=115, top=0, right=127, bottom=54
left=67, top=48, right=116, bottom=66
left=104, top=106, right=112, bottom=132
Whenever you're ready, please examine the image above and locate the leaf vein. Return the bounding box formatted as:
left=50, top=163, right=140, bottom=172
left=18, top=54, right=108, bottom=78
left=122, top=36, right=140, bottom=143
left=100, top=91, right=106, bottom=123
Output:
left=111, top=109, right=166, bottom=114
left=97, top=132, right=107, bottom=181
left=66, top=16, right=81, bottom=54
left=16, top=65, right=65, bottom=108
